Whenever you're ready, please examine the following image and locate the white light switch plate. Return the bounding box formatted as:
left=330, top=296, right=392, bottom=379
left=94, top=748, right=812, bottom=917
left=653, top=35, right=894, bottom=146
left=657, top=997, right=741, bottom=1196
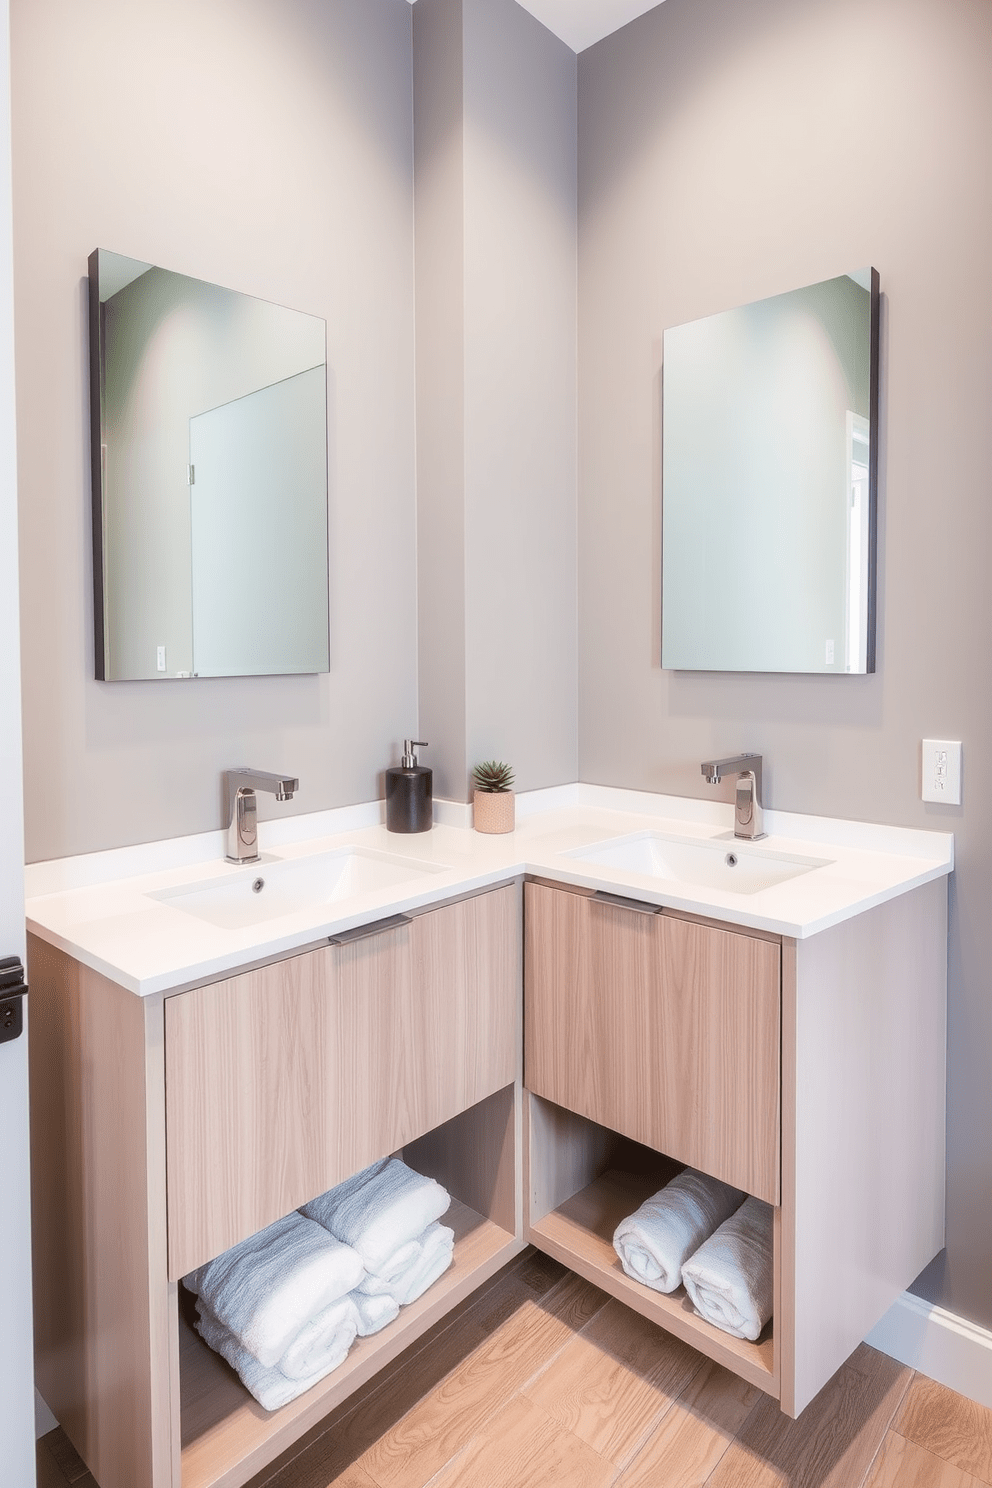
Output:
left=922, top=739, right=962, bottom=804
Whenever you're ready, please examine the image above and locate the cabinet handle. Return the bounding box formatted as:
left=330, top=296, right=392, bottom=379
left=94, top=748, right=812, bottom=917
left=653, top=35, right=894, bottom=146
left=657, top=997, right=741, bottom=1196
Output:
left=328, top=913, right=412, bottom=946
left=591, top=890, right=662, bottom=916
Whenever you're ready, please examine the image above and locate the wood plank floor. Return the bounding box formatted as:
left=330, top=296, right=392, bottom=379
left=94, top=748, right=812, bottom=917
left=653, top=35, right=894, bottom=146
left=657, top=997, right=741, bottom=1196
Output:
left=36, top=1249, right=992, bottom=1488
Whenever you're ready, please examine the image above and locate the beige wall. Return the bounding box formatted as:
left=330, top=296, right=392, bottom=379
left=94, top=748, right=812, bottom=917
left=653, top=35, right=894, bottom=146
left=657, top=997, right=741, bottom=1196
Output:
left=577, top=0, right=992, bottom=1325
left=415, top=0, right=578, bottom=801
left=13, top=0, right=418, bottom=859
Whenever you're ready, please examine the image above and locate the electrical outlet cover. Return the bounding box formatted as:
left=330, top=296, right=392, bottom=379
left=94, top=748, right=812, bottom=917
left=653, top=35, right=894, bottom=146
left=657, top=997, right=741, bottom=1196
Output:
left=922, top=739, right=962, bottom=804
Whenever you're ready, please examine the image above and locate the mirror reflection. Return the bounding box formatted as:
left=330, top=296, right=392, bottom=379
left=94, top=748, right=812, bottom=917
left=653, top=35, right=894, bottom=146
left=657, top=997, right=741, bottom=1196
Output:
left=661, top=268, right=878, bottom=674
left=89, top=249, right=330, bottom=681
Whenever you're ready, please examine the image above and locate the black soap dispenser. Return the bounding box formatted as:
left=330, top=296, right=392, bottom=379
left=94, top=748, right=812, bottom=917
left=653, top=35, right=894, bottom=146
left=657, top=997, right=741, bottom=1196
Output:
left=385, top=739, right=433, bottom=833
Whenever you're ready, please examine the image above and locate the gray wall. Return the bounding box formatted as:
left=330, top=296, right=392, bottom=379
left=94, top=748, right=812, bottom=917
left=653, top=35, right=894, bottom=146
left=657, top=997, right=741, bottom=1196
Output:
left=13, top=0, right=418, bottom=859
left=415, top=0, right=578, bottom=801
left=577, top=0, right=992, bottom=1325
left=11, top=0, right=990, bottom=1338
left=414, top=0, right=469, bottom=801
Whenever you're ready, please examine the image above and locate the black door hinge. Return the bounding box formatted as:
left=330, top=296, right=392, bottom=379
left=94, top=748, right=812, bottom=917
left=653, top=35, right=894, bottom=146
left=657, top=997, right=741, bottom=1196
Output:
left=0, top=956, right=27, bottom=1044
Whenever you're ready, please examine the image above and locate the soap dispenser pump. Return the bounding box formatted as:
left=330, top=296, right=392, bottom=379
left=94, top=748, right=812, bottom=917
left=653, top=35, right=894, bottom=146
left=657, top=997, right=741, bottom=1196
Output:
left=385, top=739, right=433, bottom=834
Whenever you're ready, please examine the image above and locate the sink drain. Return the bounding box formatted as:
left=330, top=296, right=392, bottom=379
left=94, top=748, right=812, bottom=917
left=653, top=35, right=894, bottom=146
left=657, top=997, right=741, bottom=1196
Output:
left=252, top=878, right=265, bottom=894
left=725, top=853, right=738, bottom=868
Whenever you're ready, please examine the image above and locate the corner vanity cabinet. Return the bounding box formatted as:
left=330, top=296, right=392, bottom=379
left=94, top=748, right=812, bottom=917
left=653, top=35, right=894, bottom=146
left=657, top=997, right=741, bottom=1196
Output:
left=523, top=877, right=947, bottom=1417
left=29, top=864, right=947, bottom=1488
left=30, top=883, right=523, bottom=1488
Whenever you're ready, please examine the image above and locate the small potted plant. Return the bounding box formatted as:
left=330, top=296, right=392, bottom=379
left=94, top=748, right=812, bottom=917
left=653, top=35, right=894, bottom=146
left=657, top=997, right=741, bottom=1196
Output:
left=472, top=760, right=515, bottom=834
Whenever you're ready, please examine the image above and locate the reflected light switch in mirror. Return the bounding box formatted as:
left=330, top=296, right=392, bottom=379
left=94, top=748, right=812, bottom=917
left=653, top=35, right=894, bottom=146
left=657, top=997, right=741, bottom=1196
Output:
left=922, top=739, right=961, bottom=804
left=156, top=646, right=166, bottom=672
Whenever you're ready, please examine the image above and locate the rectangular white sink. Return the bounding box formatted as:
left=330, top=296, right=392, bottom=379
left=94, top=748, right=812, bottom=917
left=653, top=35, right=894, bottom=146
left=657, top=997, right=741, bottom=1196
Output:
left=149, top=846, right=446, bottom=930
left=567, top=830, right=832, bottom=896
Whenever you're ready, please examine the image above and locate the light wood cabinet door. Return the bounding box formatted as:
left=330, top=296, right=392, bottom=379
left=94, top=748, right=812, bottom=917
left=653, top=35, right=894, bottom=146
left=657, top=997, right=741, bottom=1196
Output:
left=525, top=882, right=781, bottom=1204
left=166, top=884, right=519, bottom=1280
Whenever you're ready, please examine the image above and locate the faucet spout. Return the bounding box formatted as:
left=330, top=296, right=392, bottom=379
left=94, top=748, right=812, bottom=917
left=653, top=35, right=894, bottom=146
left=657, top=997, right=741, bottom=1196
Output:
left=700, top=754, right=765, bottom=841
left=224, top=767, right=300, bottom=863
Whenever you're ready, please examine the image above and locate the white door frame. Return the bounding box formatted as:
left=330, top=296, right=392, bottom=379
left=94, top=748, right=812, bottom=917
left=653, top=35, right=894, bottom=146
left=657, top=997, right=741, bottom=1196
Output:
left=0, top=0, right=36, bottom=1481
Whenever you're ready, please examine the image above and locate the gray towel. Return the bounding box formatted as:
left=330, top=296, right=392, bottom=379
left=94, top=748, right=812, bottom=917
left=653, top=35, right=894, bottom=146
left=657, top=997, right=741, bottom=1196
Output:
left=183, top=1210, right=364, bottom=1368
left=301, top=1158, right=451, bottom=1275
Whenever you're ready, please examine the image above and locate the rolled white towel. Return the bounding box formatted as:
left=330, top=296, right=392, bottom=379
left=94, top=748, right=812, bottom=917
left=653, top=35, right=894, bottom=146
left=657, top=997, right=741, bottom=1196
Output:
left=301, top=1158, right=451, bottom=1275
left=612, top=1169, right=745, bottom=1294
left=358, top=1222, right=455, bottom=1306
left=351, top=1289, right=400, bottom=1336
left=183, top=1211, right=365, bottom=1368
left=681, top=1195, right=774, bottom=1341
left=277, top=1295, right=360, bottom=1381
left=195, top=1302, right=344, bottom=1412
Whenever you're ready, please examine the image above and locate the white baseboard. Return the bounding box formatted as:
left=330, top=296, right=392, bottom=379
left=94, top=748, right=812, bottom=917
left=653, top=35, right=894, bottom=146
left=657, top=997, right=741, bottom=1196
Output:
left=866, top=1291, right=992, bottom=1408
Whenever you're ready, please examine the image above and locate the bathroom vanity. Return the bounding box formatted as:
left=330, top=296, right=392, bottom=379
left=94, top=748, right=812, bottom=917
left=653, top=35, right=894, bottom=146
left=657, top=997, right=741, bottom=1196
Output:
left=523, top=874, right=945, bottom=1417
left=29, top=884, right=524, bottom=1488
left=25, top=788, right=951, bottom=1488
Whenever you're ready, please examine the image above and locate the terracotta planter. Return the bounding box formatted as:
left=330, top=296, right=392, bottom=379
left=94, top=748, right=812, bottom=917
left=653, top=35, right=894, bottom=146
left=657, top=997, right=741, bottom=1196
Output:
left=473, top=789, right=515, bottom=834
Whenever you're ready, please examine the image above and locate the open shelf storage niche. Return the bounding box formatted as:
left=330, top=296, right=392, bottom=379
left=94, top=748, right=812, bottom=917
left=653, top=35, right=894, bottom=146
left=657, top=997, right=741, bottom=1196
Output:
left=179, top=1082, right=524, bottom=1488
left=524, top=1091, right=779, bottom=1397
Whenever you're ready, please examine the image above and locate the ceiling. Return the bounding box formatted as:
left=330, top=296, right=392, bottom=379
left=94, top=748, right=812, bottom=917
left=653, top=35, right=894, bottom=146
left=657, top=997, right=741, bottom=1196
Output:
left=406, top=0, right=668, bottom=54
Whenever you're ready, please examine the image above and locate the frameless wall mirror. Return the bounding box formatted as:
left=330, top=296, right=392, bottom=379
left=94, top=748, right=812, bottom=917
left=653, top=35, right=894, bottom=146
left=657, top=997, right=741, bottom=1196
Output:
left=661, top=268, right=879, bottom=674
left=89, top=249, right=330, bottom=681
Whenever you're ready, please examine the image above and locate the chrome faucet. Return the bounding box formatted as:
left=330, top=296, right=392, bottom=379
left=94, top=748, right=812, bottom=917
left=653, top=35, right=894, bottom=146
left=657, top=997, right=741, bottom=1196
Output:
left=700, top=754, right=765, bottom=841
left=225, top=768, right=299, bottom=864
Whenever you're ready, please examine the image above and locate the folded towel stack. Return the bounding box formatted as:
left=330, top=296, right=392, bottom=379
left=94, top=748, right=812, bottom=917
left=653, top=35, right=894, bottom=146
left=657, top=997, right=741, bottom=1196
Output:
left=303, top=1158, right=454, bottom=1306
left=681, top=1195, right=774, bottom=1341
left=185, top=1161, right=456, bottom=1412
left=183, top=1210, right=365, bottom=1410
left=184, top=1211, right=365, bottom=1368
left=612, top=1169, right=746, bottom=1294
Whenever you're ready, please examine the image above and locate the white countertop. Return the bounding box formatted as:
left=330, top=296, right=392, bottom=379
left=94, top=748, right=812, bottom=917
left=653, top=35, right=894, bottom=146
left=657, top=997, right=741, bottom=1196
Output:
left=24, top=784, right=953, bottom=997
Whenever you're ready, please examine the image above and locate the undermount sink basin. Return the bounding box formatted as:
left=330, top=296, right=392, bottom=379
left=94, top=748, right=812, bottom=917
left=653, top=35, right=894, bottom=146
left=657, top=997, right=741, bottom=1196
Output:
left=149, top=846, right=446, bottom=930
left=567, top=830, right=831, bottom=896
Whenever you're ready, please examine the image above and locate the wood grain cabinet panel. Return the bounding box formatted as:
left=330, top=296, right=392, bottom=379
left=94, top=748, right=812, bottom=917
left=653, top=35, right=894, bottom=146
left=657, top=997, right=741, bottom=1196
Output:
left=166, top=884, right=519, bottom=1280
left=524, top=882, right=781, bottom=1204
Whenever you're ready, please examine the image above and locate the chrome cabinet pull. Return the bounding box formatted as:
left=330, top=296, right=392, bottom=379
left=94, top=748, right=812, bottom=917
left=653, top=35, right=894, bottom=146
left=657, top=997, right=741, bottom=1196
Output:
left=328, top=913, right=412, bottom=946
left=591, top=890, right=661, bottom=916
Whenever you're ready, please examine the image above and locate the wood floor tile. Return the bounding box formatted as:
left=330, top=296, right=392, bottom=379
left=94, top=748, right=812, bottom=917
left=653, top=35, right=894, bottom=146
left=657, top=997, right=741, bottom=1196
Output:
left=706, top=1344, right=912, bottom=1488
left=289, top=1466, right=379, bottom=1488
left=511, top=1250, right=570, bottom=1297
left=616, top=1358, right=762, bottom=1488
left=36, top=1441, right=70, bottom=1488
left=357, top=1273, right=607, bottom=1488
left=865, top=1431, right=992, bottom=1488
left=894, top=1372, right=992, bottom=1485
left=241, top=1256, right=989, bottom=1488
left=523, top=1296, right=704, bottom=1467
left=253, top=1256, right=579, bottom=1488
left=430, top=1393, right=615, bottom=1488
left=38, top=1429, right=92, bottom=1484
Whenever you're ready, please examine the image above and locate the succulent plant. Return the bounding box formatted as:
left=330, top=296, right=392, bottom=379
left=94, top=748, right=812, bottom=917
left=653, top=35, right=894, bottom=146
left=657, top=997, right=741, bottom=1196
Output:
left=472, top=759, right=515, bottom=793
